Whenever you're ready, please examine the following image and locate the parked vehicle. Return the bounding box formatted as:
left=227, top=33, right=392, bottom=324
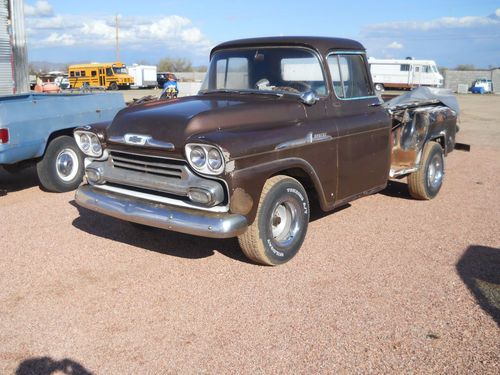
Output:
left=368, top=58, right=443, bottom=91
left=68, top=62, right=134, bottom=90
left=470, top=78, right=493, bottom=94
left=157, top=72, right=178, bottom=89
left=128, top=65, right=158, bottom=89
left=73, top=37, right=459, bottom=265
left=0, top=92, right=125, bottom=192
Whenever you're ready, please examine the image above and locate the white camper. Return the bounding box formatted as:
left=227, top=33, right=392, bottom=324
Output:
left=128, top=65, right=158, bottom=88
left=368, top=58, right=443, bottom=91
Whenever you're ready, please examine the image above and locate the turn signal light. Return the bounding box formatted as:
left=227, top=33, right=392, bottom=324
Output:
left=0, top=128, right=8, bottom=144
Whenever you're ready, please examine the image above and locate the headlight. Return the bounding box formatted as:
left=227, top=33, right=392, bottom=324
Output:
left=75, top=130, right=103, bottom=157
left=207, top=148, right=222, bottom=171
left=190, top=146, right=206, bottom=168
left=185, top=143, right=225, bottom=175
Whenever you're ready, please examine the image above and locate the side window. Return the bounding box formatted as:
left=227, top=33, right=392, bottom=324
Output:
left=328, top=54, right=373, bottom=99
left=70, top=71, right=75, bottom=77
left=400, top=64, right=410, bottom=71
left=75, top=71, right=81, bottom=77
left=81, top=71, right=86, bottom=77
left=91, top=70, right=97, bottom=77
left=106, top=68, right=113, bottom=76
left=215, top=57, right=249, bottom=89
left=327, top=55, right=344, bottom=98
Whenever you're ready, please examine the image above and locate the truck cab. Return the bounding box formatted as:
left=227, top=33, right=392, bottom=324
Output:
left=73, top=37, right=458, bottom=265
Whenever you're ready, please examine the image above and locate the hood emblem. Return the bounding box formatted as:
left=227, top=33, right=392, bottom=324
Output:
left=125, top=134, right=148, bottom=145
left=108, top=133, right=175, bottom=151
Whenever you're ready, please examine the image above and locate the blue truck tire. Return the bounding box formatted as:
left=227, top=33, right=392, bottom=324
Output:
left=36, top=136, right=85, bottom=192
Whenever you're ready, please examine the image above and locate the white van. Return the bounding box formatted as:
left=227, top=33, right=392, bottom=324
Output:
left=128, top=65, right=158, bottom=89
left=368, top=58, right=443, bottom=91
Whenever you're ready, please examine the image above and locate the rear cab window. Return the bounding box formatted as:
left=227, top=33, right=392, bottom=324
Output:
left=327, top=52, right=374, bottom=99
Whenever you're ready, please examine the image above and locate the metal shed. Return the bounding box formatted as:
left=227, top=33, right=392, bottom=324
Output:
left=0, top=0, right=28, bottom=95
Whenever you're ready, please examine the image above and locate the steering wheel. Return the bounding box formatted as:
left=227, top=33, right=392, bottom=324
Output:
left=287, top=81, right=312, bottom=92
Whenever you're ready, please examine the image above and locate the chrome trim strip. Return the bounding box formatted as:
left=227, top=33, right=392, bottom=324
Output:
left=75, top=185, right=247, bottom=239
left=275, top=131, right=333, bottom=150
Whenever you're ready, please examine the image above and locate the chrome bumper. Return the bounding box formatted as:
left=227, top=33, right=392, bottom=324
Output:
left=75, top=185, right=248, bottom=238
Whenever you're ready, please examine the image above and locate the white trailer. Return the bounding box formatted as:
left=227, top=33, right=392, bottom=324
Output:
left=368, top=58, right=443, bottom=91
left=128, top=65, right=158, bottom=88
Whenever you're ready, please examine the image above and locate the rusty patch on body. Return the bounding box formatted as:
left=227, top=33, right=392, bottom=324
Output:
left=230, top=188, right=253, bottom=215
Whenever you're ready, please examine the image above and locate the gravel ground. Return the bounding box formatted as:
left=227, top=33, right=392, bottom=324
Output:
left=0, top=94, right=499, bottom=374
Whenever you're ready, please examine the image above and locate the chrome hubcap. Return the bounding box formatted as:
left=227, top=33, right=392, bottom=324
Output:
left=271, top=200, right=300, bottom=247
left=56, top=148, right=79, bottom=181
left=427, top=153, right=443, bottom=190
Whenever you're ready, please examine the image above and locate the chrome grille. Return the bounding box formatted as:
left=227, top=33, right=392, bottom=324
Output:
left=109, top=151, right=185, bottom=179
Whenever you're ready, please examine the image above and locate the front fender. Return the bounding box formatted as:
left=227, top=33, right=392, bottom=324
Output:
left=227, top=157, right=330, bottom=225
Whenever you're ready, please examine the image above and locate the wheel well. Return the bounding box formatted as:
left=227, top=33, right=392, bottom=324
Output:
left=430, top=135, right=446, bottom=153
left=271, top=168, right=319, bottom=205
left=44, top=128, right=75, bottom=155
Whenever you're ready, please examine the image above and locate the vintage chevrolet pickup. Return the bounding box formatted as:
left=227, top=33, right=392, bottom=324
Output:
left=74, top=37, right=459, bottom=265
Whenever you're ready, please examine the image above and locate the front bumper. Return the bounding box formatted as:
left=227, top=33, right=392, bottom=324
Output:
left=75, top=185, right=248, bottom=238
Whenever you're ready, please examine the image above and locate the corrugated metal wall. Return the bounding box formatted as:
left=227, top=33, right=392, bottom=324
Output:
left=10, top=0, right=28, bottom=93
left=0, top=0, right=14, bottom=95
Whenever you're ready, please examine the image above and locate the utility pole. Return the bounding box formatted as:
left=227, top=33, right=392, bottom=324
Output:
left=115, top=14, right=119, bottom=62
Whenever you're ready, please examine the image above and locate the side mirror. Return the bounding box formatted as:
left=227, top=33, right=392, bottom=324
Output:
left=300, top=90, right=318, bottom=105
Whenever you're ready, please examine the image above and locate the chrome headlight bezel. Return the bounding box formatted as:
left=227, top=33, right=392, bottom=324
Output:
left=185, top=143, right=225, bottom=175
left=75, top=130, right=103, bottom=158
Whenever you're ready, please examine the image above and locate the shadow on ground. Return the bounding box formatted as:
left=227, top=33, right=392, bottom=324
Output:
left=379, top=180, right=413, bottom=200
left=0, top=166, right=40, bottom=196
left=16, top=357, right=93, bottom=375
left=70, top=201, right=253, bottom=264
left=456, top=245, right=500, bottom=326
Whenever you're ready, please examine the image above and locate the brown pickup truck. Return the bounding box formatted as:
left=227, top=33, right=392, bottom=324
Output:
left=74, top=37, right=459, bottom=265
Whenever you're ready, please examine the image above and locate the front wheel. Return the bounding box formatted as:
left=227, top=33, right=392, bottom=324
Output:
left=36, top=136, right=85, bottom=192
left=374, top=83, right=384, bottom=91
left=408, top=141, right=444, bottom=200
left=108, top=82, right=118, bottom=90
left=238, top=176, right=310, bottom=266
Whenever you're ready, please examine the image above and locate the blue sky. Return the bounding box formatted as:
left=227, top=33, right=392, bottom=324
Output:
left=24, top=0, right=500, bottom=68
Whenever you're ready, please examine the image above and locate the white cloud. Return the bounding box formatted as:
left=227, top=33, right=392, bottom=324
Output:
left=24, top=1, right=53, bottom=17
left=361, top=9, right=500, bottom=67
left=41, top=32, right=75, bottom=46
left=366, top=10, right=500, bottom=33
left=387, top=41, right=403, bottom=49
left=25, top=11, right=212, bottom=55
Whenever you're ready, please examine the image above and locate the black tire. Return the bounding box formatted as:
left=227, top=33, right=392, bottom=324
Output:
left=408, top=141, right=444, bottom=200
left=36, top=136, right=85, bottom=192
left=108, top=82, right=118, bottom=91
left=238, top=176, right=310, bottom=266
left=374, top=83, right=384, bottom=91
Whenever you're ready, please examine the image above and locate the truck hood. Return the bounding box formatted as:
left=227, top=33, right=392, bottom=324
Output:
left=106, top=94, right=306, bottom=155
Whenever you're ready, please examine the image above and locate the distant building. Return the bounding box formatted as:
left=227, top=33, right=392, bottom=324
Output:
left=444, top=68, right=500, bottom=94
left=0, top=0, right=29, bottom=95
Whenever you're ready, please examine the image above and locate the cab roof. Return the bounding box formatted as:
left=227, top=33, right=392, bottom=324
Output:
left=211, top=36, right=365, bottom=58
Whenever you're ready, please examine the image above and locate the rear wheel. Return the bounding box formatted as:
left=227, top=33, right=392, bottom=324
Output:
left=36, top=136, right=84, bottom=192
left=238, top=176, right=309, bottom=266
left=408, top=141, right=444, bottom=200
left=374, top=83, right=384, bottom=91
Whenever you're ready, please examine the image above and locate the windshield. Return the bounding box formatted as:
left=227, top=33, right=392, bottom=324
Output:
left=113, top=67, right=128, bottom=75
left=200, top=47, right=327, bottom=96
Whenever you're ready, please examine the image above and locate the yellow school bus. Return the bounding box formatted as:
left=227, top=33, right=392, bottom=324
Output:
left=68, top=62, right=134, bottom=90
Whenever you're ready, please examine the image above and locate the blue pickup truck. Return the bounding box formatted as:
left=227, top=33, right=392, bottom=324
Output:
left=0, top=92, right=125, bottom=192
